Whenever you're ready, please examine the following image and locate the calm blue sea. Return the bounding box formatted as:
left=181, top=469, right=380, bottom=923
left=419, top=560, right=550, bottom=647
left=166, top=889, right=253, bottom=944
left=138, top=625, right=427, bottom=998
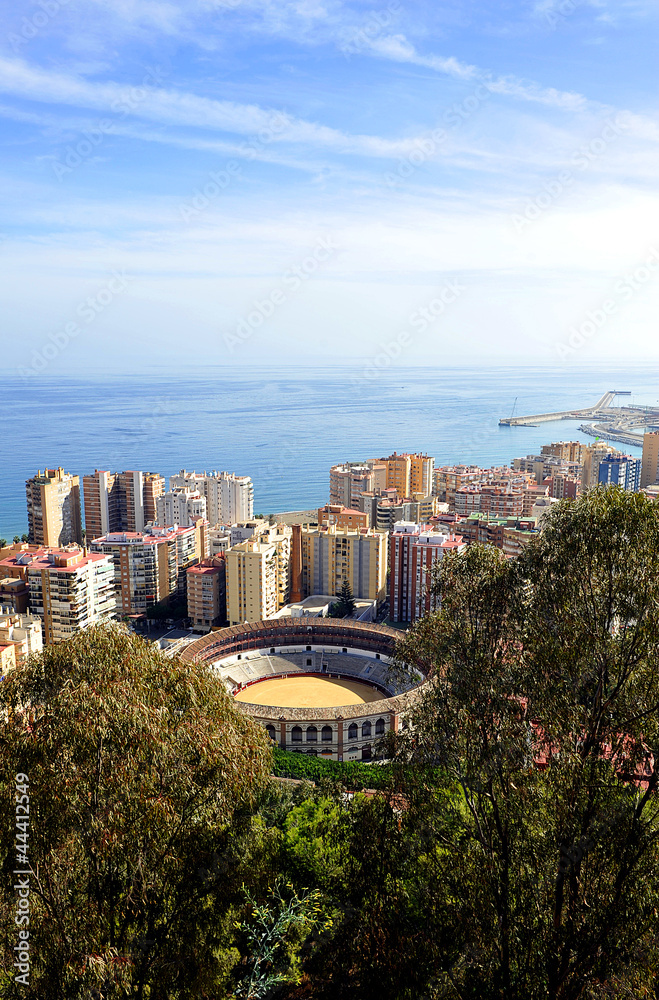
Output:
left=2, top=365, right=658, bottom=540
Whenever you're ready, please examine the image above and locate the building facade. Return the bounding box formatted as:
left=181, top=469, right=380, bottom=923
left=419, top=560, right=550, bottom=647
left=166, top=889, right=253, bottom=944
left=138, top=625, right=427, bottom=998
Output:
left=598, top=454, right=642, bottom=492
left=156, top=489, right=207, bottom=527
left=225, top=524, right=292, bottom=624
left=0, top=609, right=43, bottom=666
left=300, top=525, right=387, bottom=604
left=18, top=547, right=116, bottom=644
left=26, top=468, right=82, bottom=547
left=389, top=522, right=465, bottom=623
left=641, top=432, right=659, bottom=489
left=83, top=469, right=165, bottom=541
left=170, top=471, right=254, bottom=525
left=187, top=557, right=225, bottom=630
left=91, top=523, right=205, bottom=615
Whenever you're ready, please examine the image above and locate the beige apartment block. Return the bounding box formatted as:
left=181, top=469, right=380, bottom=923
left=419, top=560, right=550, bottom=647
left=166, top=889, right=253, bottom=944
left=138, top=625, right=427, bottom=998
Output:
left=226, top=538, right=280, bottom=624
left=541, top=441, right=583, bottom=464
left=18, top=547, right=116, bottom=644
left=0, top=609, right=43, bottom=666
left=26, top=468, right=82, bottom=547
left=329, top=464, right=375, bottom=507
left=641, top=432, right=659, bottom=488
left=301, top=524, right=387, bottom=604
left=225, top=523, right=291, bottom=624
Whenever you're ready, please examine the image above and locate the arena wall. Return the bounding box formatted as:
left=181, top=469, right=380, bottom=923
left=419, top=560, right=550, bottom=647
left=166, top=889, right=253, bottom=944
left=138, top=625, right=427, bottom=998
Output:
left=181, top=618, right=424, bottom=761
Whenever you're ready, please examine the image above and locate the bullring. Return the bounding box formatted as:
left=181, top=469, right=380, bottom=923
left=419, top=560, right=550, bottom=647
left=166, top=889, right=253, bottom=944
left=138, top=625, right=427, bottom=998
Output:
left=180, top=618, right=425, bottom=761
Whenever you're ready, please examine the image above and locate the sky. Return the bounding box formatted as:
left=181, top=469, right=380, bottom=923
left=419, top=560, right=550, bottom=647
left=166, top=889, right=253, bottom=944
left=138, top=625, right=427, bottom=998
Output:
left=1, top=0, right=658, bottom=375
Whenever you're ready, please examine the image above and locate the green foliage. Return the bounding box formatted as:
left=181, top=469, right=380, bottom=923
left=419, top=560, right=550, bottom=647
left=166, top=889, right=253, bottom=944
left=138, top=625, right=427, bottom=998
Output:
left=0, top=624, right=272, bottom=999
left=272, top=748, right=391, bottom=790
left=328, top=581, right=356, bottom=619
left=234, top=880, right=329, bottom=998
left=391, top=487, right=659, bottom=1000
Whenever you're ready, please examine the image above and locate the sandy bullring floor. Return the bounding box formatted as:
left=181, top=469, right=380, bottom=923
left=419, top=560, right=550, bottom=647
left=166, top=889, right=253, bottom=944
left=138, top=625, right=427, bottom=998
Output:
left=233, top=675, right=384, bottom=708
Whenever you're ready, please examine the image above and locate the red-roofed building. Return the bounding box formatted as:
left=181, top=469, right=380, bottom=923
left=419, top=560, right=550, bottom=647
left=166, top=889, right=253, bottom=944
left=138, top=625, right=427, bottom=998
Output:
left=91, top=522, right=205, bottom=615
left=15, top=546, right=116, bottom=644
left=317, top=503, right=369, bottom=530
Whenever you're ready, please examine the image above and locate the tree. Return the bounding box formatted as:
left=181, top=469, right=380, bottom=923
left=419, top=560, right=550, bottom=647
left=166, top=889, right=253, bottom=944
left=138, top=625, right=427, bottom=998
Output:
left=0, top=540, right=6, bottom=550
left=328, top=581, right=356, bottom=619
left=0, top=625, right=273, bottom=999
left=392, top=488, right=659, bottom=999
left=12, top=536, right=19, bottom=545
left=20, top=535, right=28, bottom=544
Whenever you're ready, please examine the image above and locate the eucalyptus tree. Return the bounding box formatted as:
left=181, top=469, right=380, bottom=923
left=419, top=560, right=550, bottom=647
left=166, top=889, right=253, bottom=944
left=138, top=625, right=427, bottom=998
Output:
left=0, top=625, right=272, bottom=999
left=392, top=487, right=659, bottom=1000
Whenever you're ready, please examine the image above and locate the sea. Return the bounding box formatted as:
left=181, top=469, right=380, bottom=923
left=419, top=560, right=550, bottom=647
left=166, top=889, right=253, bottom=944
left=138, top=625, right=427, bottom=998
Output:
left=2, top=364, right=658, bottom=540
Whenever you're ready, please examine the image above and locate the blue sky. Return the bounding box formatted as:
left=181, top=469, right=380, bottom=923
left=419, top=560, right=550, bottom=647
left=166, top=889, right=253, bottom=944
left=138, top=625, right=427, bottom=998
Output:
left=1, top=0, right=658, bottom=374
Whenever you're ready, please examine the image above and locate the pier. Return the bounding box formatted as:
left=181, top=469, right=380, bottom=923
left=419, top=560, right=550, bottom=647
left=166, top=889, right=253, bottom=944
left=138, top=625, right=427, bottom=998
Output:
left=499, top=391, right=656, bottom=448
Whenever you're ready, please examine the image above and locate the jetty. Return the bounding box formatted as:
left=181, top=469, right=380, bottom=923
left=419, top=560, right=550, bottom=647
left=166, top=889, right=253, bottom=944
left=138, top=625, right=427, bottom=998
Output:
left=500, top=391, right=659, bottom=448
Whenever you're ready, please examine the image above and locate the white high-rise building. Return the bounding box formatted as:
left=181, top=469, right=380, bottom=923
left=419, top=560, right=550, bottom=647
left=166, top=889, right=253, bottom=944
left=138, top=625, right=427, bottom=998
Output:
left=156, top=490, right=207, bottom=527
left=170, top=471, right=254, bottom=525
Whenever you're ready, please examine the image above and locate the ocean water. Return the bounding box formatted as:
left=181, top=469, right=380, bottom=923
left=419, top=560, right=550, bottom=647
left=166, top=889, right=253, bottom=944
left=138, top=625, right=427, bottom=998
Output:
left=2, top=364, right=658, bottom=540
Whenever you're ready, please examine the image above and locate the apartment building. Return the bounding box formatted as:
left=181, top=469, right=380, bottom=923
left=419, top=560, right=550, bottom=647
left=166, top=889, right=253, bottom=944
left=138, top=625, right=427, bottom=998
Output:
left=329, top=464, right=377, bottom=507
left=187, top=557, right=225, bottom=630
left=26, top=468, right=82, bottom=547
left=83, top=469, right=165, bottom=540
left=91, top=522, right=205, bottom=615
left=143, top=473, right=165, bottom=524
left=641, top=432, right=659, bottom=488
left=16, top=547, right=116, bottom=644
left=223, top=523, right=292, bottom=625
left=0, top=609, right=43, bottom=666
left=541, top=441, right=583, bottom=463
left=156, top=489, right=207, bottom=527
left=300, top=525, right=387, bottom=604
left=389, top=522, right=465, bottom=623
left=454, top=484, right=525, bottom=518
left=170, top=471, right=254, bottom=525
left=0, top=578, right=29, bottom=613
left=598, top=454, right=642, bottom=492
left=317, top=504, right=369, bottom=530
left=372, top=452, right=435, bottom=497
left=581, top=442, right=620, bottom=491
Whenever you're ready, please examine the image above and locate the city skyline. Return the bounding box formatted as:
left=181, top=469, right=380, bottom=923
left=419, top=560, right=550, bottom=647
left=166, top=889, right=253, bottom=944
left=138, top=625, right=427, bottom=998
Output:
left=2, top=2, right=659, bottom=373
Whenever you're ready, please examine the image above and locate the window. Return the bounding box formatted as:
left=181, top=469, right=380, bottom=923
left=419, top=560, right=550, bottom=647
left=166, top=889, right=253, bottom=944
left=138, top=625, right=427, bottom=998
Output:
left=291, top=726, right=302, bottom=743
left=362, top=721, right=371, bottom=738
left=306, top=726, right=317, bottom=742
left=375, top=718, right=385, bottom=735
left=265, top=724, right=276, bottom=741
left=321, top=725, right=332, bottom=742
left=306, top=658, right=312, bottom=666
left=306, top=645, right=312, bottom=651
left=348, top=723, right=358, bottom=740
left=362, top=745, right=372, bottom=761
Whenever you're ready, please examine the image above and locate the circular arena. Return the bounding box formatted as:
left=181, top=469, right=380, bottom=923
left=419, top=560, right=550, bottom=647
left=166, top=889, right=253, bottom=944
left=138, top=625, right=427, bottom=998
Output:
left=180, top=618, right=425, bottom=762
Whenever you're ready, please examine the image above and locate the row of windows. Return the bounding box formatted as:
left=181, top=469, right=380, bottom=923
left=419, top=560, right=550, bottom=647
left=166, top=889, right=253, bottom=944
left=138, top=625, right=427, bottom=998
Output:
left=265, top=720, right=386, bottom=742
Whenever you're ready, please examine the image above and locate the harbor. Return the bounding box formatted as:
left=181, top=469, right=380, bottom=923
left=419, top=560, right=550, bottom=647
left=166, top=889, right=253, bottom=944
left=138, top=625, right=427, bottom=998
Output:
left=500, top=391, right=659, bottom=448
